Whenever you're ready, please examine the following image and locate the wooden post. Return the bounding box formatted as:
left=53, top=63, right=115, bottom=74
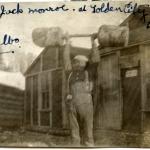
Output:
left=24, top=78, right=27, bottom=126
left=48, top=72, right=52, bottom=128
left=62, top=70, right=69, bottom=128
left=139, top=44, right=146, bottom=132
left=30, top=77, right=33, bottom=126
left=55, top=47, right=59, bottom=68
left=38, top=74, right=42, bottom=126
left=117, top=50, right=123, bottom=129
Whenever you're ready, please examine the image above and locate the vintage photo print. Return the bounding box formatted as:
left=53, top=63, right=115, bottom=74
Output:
left=0, top=0, right=150, bottom=147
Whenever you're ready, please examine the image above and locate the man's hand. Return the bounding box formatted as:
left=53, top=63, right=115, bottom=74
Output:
left=66, top=94, right=72, bottom=100
left=91, top=33, right=97, bottom=42
left=65, top=32, right=71, bottom=44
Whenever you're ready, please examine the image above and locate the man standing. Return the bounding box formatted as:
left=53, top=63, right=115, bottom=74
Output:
left=66, top=55, right=94, bottom=147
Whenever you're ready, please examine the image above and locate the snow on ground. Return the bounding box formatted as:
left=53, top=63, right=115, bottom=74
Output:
left=0, top=130, right=70, bottom=147
left=0, top=71, right=25, bottom=90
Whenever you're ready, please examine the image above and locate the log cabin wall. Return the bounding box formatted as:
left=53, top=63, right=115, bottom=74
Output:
left=0, top=84, right=24, bottom=127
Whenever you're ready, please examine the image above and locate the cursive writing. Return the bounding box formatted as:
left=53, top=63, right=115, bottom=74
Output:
left=1, top=34, right=19, bottom=46
left=28, top=4, right=69, bottom=14
left=1, top=2, right=150, bottom=29
left=90, top=2, right=138, bottom=14
left=0, top=3, right=23, bottom=18
left=90, top=2, right=150, bottom=29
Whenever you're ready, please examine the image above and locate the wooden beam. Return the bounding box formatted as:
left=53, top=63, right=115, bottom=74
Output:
left=26, top=67, right=63, bottom=78
left=68, top=33, right=97, bottom=38
left=70, top=34, right=92, bottom=38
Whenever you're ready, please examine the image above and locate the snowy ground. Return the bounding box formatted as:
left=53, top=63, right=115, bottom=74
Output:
left=0, top=128, right=146, bottom=148
left=0, top=129, right=71, bottom=147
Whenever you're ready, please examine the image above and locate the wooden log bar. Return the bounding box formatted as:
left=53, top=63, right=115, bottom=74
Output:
left=70, top=34, right=92, bottom=38
left=65, top=33, right=97, bottom=39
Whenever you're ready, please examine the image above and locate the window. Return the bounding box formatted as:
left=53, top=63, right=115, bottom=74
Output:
left=41, top=72, right=50, bottom=109
left=42, top=91, right=49, bottom=109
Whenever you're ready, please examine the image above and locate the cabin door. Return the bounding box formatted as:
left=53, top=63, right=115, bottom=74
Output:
left=121, top=67, right=141, bottom=132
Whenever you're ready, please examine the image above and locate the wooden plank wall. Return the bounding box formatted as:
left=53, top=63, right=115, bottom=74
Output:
left=25, top=69, right=63, bottom=129
left=52, top=69, right=63, bottom=128
left=140, top=44, right=150, bottom=110
left=25, top=77, right=32, bottom=125
left=0, top=84, right=24, bottom=127
left=129, top=25, right=150, bottom=45
left=140, top=44, right=150, bottom=132
left=96, top=52, right=121, bottom=130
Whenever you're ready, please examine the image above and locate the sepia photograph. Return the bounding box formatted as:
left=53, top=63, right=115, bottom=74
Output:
left=0, top=0, right=150, bottom=147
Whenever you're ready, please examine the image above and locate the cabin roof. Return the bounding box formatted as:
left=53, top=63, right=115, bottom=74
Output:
left=24, top=45, right=91, bottom=75
left=120, top=5, right=150, bottom=44
left=120, top=5, right=150, bottom=30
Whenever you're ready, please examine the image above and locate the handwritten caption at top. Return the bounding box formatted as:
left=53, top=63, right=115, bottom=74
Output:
left=0, top=2, right=150, bottom=28
left=1, top=1, right=150, bottom=48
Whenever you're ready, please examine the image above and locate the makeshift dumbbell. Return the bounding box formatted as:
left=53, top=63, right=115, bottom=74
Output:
left=32, top=25, right=129, bottom=70
left=32, top=25, right=129, bottom=48
left=32, top=27, right=97, bottom=47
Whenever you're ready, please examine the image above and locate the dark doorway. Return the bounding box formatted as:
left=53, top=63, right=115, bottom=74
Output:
left=121, top=66, right=141, bottom=132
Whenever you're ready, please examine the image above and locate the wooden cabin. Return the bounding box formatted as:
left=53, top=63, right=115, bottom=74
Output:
left=94, top=5, right=150, bottom=146
left=24, top=46, right=90, bottom=133
left=24, top=5, right=150, bottom=146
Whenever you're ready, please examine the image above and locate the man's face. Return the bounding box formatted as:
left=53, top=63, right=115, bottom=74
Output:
left=72, top=59, right=86, bottom=71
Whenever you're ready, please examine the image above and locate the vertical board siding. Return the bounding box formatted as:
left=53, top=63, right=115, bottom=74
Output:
left=25, top=77, right=32, bottom=125
left=62, top=70, right=69, bottom=128
left=26, top=69, right=63, bottom=128
left=43, top=46, right=58, bottom=70
left=140, top=44, right=150, bottom=132
left=27, top=59, right=41, bottom=75
left=97, top=53, right=121, bottom=129
left=140, top=45, right=150, bottom=110
left=40, top=72, right=51, bottom=126
left=33, top=75, right=38, bottom=125
left=48, top=72, right=52, bottom=128
left=52, top=69, right=63, bottom=128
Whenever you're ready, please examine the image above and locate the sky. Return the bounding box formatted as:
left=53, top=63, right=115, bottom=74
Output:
left=0, top=0, right=149, bottom=58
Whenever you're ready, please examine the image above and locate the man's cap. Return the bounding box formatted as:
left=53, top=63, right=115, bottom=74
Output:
left=73, top=55, right=89, bottom=62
